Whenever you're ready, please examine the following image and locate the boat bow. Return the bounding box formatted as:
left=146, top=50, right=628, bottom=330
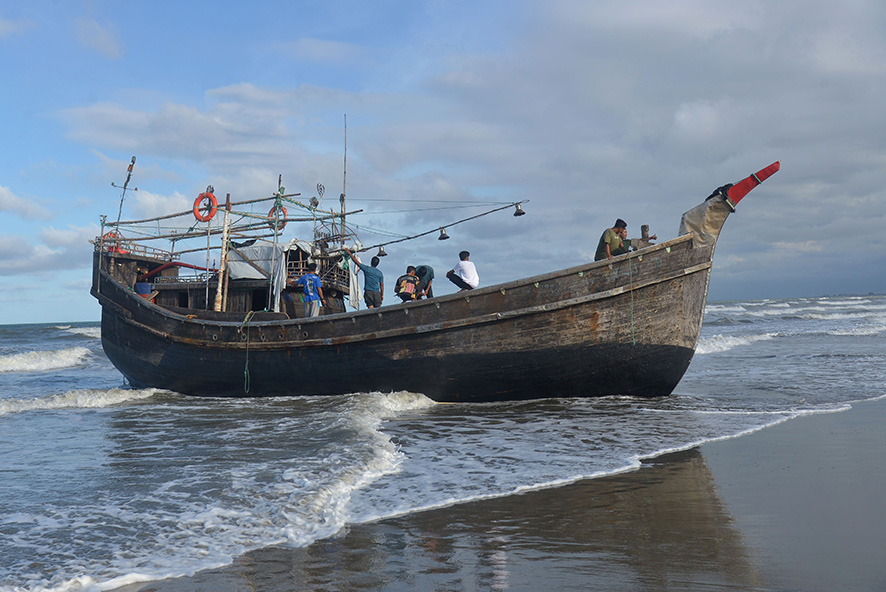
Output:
left=679, top=161, right=780, bottom=248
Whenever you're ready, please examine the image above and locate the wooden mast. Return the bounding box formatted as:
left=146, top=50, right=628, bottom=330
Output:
left=213, top=193, right=231, bottom=312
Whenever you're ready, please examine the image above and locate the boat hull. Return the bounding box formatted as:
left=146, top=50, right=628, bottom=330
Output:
left=94, top=232, right=712, bottom=401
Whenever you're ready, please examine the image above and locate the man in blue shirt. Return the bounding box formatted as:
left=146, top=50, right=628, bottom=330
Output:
left=296, top=262, right=326, bottom=317
left=345, top=249, right=384, bottom=308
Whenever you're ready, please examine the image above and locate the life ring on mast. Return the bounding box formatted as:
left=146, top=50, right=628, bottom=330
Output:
left=193, top=192, right=218, bottom=222
left=268, top=204, right=288, bottom=230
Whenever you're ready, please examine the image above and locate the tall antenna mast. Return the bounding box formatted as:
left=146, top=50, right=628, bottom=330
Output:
left=113, top=156, right=138, bottom=224
left=341, top=114, right=347, bottom=247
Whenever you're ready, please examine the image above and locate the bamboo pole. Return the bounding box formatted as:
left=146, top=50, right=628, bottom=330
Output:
left=213, top=194, right=232, bottom=312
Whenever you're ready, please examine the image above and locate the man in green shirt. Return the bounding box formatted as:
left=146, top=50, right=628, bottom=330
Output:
left=594, top=218, right=630, bottom=261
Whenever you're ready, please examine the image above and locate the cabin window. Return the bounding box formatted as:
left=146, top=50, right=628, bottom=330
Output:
left=177, top=292, right=189, bottom=308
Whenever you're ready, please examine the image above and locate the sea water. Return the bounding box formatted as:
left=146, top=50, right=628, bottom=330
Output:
left=1, top=295, right=884, bottom=592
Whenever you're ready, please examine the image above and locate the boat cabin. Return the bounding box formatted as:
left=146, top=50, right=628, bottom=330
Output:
left=94, top=234, right=352, bottom=320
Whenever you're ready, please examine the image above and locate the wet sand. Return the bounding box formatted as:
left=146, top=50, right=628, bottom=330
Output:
left=117, top=397, right=886, bottom=592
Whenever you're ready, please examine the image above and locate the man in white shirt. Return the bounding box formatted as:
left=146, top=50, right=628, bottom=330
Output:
left=446, top=250, right=479, bottom=291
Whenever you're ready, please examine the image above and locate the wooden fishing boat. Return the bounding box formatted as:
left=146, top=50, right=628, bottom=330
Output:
left=91, top=162, right=780, bottom=401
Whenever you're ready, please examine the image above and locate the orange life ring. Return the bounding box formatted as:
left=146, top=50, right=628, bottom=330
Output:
left=101, top=231, right=129, bottom=254
left=268, top=204, right=288, bottom=230
left=193, top=192, right=218, bottom=222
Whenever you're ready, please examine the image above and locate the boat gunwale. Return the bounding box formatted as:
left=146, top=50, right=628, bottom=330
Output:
left=96, top=232, right=697, bottom=329
left=95, top=232, right=708, bottom=351
left=103, top=262, right=713, bottom=350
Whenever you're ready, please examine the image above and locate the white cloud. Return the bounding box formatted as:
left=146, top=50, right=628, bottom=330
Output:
left=0, top=186, right=51, bottom=219
left=125, top=190, right=192, bottom=222
left=0, top=16, right=32, bottom=38
left=673, top=100, right=724, bottom=143
left=29, top=0, right=886, bottom=305
left=75, top=16, right=123, bottom=59
left=279, top=38, right=365, bottom=65
left=0, top=224, right=99, bottom=276
left=771, top=240, right=824, bottom=253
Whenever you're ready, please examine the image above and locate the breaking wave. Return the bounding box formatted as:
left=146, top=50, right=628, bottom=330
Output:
left=0, top=347, right=91, bottom=374
left=0, top=387, right=160, bottom=416
left=696, top=333, right=777, bottom=355
left=64, top=327, right=101, bottom=339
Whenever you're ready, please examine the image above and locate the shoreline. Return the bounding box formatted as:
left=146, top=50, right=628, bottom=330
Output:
left=114, top=396, right=886, bottom=592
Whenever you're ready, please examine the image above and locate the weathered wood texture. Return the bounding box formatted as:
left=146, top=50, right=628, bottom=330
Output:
left=93, top=230, right=716, bottom=401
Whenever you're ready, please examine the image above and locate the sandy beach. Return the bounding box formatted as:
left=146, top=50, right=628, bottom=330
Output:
left=114, top=395, right=886, bottom=592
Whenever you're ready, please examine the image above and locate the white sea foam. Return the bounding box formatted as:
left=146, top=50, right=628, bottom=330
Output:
left=0, top=388, right=159, bottom=416
left=800, top=311, right=870, bottom=321
left=279, top=391, right=433, bottom=546
left=65, top=327, right=102, bottom=339
left=704, top=304, right=747, bottom=314
left=7, top=391, right=438, bottom=592
left=829, top=320, right=886, bottom=336
left=696, top=333, right=776, bottom=354
left=0, top=347, right=91, bottom=374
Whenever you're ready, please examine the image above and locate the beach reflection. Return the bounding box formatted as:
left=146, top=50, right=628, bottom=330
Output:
left=120, top=448, right=764, bottom=591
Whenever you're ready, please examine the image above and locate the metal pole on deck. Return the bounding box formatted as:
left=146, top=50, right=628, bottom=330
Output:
left=97, top=215, right=107, bottom=295
left=268, top=178, right=284, bottom=312
left=205, top=221, right=211, bottom=308
left=341, top=114, right=347, bottom=247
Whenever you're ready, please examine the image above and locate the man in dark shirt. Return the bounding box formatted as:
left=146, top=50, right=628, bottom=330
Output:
left=594, top=219, right=630, bottom=261
left=414, top=264, right=435, bottom=299
left=395, top=266, right=420, bottom=302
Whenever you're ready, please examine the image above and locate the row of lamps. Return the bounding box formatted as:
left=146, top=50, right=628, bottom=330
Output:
left=373, top=202, right=526, bottom=258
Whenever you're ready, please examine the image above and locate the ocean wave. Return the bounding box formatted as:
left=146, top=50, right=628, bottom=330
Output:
left=278, top=391, right=434, bottom=546
left=799, top=311, right=871, bottom=321
left=716, top=300, right=886, bottom=320
left=827, top=323, right=886, bottom=336
left=0, top=347, right=91, bottom=374
left=820, top=298, right=872, bottom=306
left=704, top=304, right=747, bottom=314
left=705, top=316, right=756, bottom=326
left=0, top=388, right=160, bottom=416
left=696, top=333, right=776, bottom=355
left=65, top=327, right=102, bottom=339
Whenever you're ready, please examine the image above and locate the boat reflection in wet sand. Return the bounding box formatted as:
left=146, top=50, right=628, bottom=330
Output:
left=91, top=162, right=780, bottom=401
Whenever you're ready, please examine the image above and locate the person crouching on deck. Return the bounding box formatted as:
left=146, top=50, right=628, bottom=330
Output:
left=446, top=251, right=479, bottom=291
left=395, top=266, right=420, bottom=302
left=414, top=264, right=435, bottom=299
left=297, top=263, right=326, bottom=317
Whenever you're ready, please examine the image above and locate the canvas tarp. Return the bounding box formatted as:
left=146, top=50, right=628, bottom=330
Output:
left=227, top=244, right=286, bottom=312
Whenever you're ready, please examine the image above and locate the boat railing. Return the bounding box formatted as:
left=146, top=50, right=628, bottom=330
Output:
left=287, top=260, right=349, bottom=289
left=152, top=273, right=214, bottom=285
left=93, top=236, right=175, bottom=261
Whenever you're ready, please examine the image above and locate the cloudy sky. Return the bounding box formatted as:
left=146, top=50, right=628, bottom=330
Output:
left=1, top=0, right=884, bottom=324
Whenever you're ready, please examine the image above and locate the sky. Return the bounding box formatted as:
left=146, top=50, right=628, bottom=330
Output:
left=1, top=0, right=885, bottom=324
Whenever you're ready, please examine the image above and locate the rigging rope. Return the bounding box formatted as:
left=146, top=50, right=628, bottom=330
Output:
left=239, top=310, right=257, bottom=393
